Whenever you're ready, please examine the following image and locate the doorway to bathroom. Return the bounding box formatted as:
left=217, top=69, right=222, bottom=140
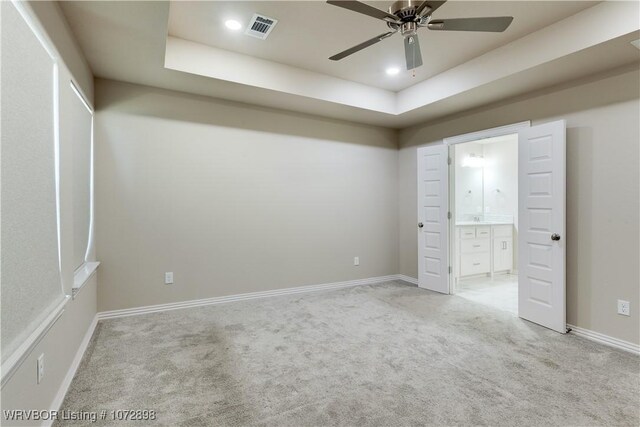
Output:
left=451, top=133, right=519, bottom=315
left=416, top=120, right=568, bottom=333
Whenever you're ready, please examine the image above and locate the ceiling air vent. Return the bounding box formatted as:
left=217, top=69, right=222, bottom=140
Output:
left=245, top=14, right=278, bottom=40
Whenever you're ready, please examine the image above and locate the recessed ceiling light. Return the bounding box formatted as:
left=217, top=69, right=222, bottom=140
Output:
left=225, top=20, right=242, bottom=31
left=386, top=67, right=400, bottom=76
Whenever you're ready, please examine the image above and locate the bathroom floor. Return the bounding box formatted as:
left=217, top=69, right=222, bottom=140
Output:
left=456, top=274, right=518, bottom=315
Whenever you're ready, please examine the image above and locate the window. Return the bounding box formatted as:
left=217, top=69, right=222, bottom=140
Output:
left=69, top=81, right=93, bottom=271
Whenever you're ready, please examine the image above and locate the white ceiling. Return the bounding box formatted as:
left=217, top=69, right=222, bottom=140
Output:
left=168, top=1, right=595, bottom=91
left=59, top=1, right=640, bottom=128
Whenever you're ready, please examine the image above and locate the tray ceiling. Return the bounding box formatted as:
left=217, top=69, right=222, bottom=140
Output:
left=59, top=1, right=640, bottom=128
left=168, top=1, right=596, bottom=91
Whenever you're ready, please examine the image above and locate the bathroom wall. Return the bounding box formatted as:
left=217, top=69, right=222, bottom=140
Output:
left=454, top=142, right=484, bottom=220
left=482, top=137, right=518, bottom=227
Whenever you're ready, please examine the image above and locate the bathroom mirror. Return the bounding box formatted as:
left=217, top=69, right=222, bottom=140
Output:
left=454, top=134, right=518, bottom=224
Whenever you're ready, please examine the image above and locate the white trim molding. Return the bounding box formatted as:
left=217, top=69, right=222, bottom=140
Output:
left=568, top=324, right=640, bottom=355
left=48, top=315, right=98, bottom=424
left=1, top=296, right=70, bottom=388
left=98, top=275, right=404, bottom=320
left=443, top=121, right=530, bottom=145
left=72, top=262, right=100, bottom=299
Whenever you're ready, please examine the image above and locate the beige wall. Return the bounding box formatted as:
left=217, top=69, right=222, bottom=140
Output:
left=94, top=79, right=399, bottom=312
left=1, top=1, right=97, bottom=422
left=0, top=278, right=97, bottom=426
left=95, top=69, right=639, bottom=345
left=399, top=67, right=640, bottom=344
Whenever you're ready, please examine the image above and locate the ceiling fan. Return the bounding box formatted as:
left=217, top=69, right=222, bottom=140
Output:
left=327, top=1, right=514, bottom=70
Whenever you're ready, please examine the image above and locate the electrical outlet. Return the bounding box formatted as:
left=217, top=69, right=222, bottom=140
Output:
left=37, top=354, right=44, bottom=384
left=165, top=272, right=174, bottom=285
left=354, top=257, right=359, bottom=266
left=617, top=300, right=630, bottom=316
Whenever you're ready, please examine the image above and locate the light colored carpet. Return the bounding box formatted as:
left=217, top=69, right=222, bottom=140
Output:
left=57, top=281, right=639, bottom=426
left=456, top=274, right=518, bottom=315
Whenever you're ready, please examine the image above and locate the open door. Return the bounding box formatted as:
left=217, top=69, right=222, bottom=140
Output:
left=518, top=120, right=566, bottom=333
left=417, top=145, right=449, bottom=294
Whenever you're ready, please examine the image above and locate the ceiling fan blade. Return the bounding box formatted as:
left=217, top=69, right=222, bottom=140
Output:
left=415, top=1, right=447, bottom=17
left=404, top=34, right=423, bottom=70
left=326, top=1, right=400, bottom=24
left=329, top=31, right=396, bottom=61
left=427, top=16, right=513, bottom=32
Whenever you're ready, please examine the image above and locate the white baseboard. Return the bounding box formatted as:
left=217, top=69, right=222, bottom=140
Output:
left=567, top=324, right=639, bottom=355
left=47, top=314, right=98, bottom=425
left=98, top=275, right=404, bottom=320
left=396, top=275, right=418, bottom=285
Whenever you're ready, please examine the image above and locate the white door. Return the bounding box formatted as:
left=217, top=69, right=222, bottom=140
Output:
left=417, top=145, right=449, bottom=293
left=518, top=120, right=566, bottom=333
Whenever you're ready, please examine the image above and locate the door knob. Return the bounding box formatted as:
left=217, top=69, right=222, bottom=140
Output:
left=418, top=222, right=424, bottom=228
left=551, top=233, right=561, bottom=241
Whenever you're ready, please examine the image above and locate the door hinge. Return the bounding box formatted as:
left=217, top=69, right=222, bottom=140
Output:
left=447, top=157, right=452, bottom=165
left=447, top=211, right=451, bottom=220
left=449, top=266, right=452, bottom=274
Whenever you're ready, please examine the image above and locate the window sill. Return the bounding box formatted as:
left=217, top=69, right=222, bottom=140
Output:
left=72, top=261, right=100, bottom=299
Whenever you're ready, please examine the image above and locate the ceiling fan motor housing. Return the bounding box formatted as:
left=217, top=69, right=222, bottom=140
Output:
left=389, top=0, right=425, bottom=21
left=388, top=1, right=429, bottom=35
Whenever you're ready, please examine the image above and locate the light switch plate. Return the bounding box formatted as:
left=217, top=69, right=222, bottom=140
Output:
left=165, top=272, right=174, bottom=285
left=354, top=257, right=359, bottom=266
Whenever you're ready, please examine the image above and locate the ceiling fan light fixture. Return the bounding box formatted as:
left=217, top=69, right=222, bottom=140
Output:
left=224, top=19, right=242, bottom=31
left=386, top=67, right=401, bottom=75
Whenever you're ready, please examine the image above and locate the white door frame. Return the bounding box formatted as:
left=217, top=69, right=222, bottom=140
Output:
left=441, top=121, right=530, bottom=294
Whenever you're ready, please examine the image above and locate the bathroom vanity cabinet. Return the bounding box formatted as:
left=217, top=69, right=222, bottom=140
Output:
left=455, top=223, right=513, bottom=280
